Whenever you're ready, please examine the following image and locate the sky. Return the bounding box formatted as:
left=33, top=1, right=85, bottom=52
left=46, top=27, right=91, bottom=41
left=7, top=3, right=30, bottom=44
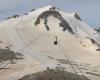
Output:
left=0, top=0, right=100, bottom=27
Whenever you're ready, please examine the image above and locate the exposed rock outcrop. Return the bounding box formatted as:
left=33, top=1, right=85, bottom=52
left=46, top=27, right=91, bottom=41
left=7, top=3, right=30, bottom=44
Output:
left=90, top=39, right=100, bottom=51
left=35, top=10, right=74, bottom=34
left=7, top=15, right=19, bottom=19
left=74, top=12, right=82, bottom=21
left=95, top=27, right=100, bottom=33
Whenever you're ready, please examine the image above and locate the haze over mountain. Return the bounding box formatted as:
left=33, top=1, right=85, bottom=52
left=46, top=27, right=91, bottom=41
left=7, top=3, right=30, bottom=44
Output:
left=0, top=5, right=100, bottom=80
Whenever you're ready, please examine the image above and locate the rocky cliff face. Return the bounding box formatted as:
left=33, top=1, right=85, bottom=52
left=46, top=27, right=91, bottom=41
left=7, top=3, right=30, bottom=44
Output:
left=35, top=9, right=74, bottom=34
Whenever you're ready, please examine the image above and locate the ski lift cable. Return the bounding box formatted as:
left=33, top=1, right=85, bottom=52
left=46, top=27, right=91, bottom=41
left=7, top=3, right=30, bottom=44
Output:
left=0, top=14, right=44, bottom=74
left=58, top=39, right=89, bottom=80
left=1, top=8, right=46, bottom=75
left=0, top=32, right=44, bottom=75
left=58, top=41, right=84, bottom=80
left=58, top=41, right=78, bottom=74
left=0, top=61, right=11, bottom=75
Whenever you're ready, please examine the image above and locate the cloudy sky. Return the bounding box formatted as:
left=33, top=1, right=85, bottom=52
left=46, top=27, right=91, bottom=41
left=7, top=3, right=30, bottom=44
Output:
left=0, top=0, right=100, bottom=27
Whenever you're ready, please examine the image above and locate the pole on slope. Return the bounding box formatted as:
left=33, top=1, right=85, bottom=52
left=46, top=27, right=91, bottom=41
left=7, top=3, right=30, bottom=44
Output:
left=54, top=36, right=58, bottom=45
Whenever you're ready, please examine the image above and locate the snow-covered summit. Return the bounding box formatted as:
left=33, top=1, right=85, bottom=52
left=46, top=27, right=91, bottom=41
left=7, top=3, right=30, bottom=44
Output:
left=0, top=5, right=100, bottom=50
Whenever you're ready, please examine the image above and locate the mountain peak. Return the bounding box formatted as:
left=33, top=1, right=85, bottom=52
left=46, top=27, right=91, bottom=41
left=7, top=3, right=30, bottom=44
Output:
left=43, top=5, right=56, bottom=8
left=38, top=5, right=60, bottom=11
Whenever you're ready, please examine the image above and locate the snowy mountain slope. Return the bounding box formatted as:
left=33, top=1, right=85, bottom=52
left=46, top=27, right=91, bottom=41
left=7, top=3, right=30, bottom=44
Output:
left=0, top=5, right=100, bottom=80
left=29, top=5, right=100, bottom=50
